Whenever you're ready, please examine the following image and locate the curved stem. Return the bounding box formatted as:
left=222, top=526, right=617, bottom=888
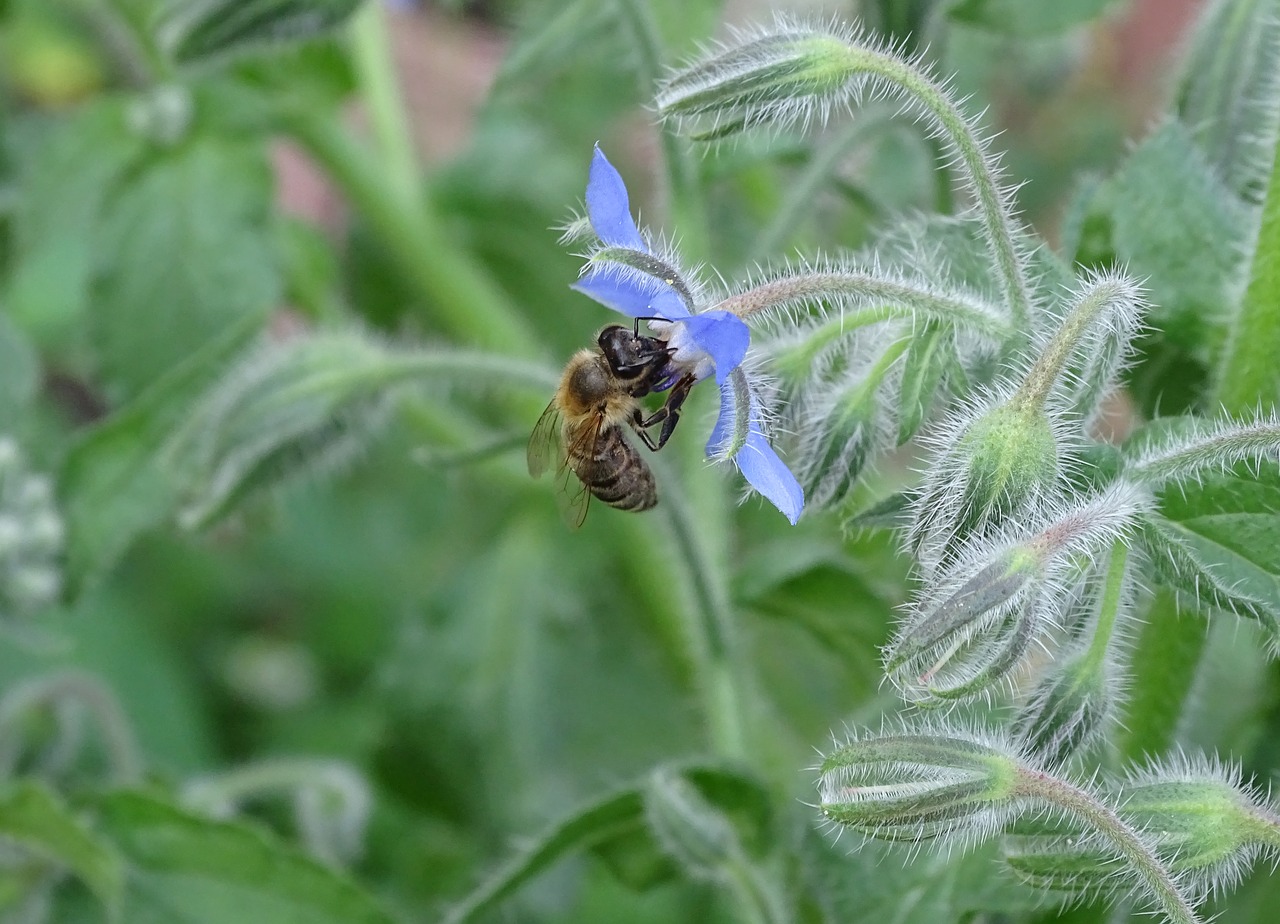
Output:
left=716, top=270, right=1009, bottom=338
left=841, top=45, right=1031, bottom=330
left=1014, top=767, right=1202, bottom=924
left=280, top=112, right=542, bottom=358
left=0, top=671, right=142, bottom=784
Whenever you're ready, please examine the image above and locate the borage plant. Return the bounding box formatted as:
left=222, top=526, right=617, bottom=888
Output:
left=451, top=7, right=1280, bottom=924
left=2, top=0, right=1279, bottom=923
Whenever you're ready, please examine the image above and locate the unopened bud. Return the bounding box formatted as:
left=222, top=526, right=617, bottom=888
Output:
left=913, top=402, right=1059, bottom=569
left=885, top=548, right=1042, bottom=703
left=1013, top=650, right=1112, bottom=765
left=818, top=726, right=1019, bottom=841
left=657, top=27, right=856, bottom=139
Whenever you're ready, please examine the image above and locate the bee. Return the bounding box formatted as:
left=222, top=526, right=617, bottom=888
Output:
left=528, top=323, right=695, bottom=526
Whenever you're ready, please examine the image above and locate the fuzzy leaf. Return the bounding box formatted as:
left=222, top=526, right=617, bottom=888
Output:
left=1216, top=108, right=1280, bottom=409
left=169, top=334, right=556, bottom=529
left=0, top=311, right=38, bottom=427
left=3, top=100, right=142, bottom=347
left=93, top=790, right=393, bottom=923
left=1175, top=0, right=1280, bottom=204
left=92, top=135, right=278, bottom=399
left=1102, top=121, right=1247, bottom=356
left=160, top=0, right=364, bottom=66
left=947, top=0, right=1117, bottom=37
left=0, top=781, right=124, bottom=916
left=440, top=788, right=646, bottom=924
left=1141, top=468, right=1280, bottom=631
left=58, top=314, right=263, bottom=598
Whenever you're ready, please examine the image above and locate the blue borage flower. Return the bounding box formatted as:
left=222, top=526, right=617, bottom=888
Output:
left=570, top=146, right=804, bottom=524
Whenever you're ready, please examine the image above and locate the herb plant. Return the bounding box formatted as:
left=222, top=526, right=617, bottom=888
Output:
left=0, top=1, right=1278, bottom=922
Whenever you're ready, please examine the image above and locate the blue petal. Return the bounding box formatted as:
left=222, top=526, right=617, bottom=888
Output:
left=706, top=374, right=803, bottom=524
left=586, top=147, right=647, bottom=251
left=706, top=376, right=745, bottom=457
left=737, top=429, right=805, bottom=525
left=572, top=269, right=690, bottom=319
left=679, top=311, right=749, bottom=384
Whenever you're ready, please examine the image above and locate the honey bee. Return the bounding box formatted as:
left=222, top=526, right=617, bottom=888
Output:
left=528, top=324, right=695, bottom=526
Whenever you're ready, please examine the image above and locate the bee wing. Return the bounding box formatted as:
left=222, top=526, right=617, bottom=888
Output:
left=561, top=415, right=602, bottom=530
left=527, top=400, right=564, bottom=478
left=530, top=399, right=596, bottom=528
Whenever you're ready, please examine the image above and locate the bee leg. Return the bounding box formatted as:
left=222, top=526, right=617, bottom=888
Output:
left=633, top=374, right=696, bottom=450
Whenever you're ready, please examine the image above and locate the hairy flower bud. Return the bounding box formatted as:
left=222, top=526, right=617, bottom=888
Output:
left=817, top=725, right=1020, bottom=842
left=1013, top=649, right=1112, bottom=765
left=889, top=484, right=1146, bottom=704
left=885, top=546, right=1043, bottom=703
left=913, top=402, right=1059, bottom=569
left=657, top=26, right=857, bottom=139
left=644, top=770, right=742, bottom=879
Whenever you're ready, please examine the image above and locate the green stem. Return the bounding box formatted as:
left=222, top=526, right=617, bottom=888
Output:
left=349, top=2, right=420, bottom=203
left=280, top=113, right=542, bottom=357
left=1014, top=767, right=1202, bottom=924
left=716, top=271, right=1009, bottom=338
left=1214, top=136, right=1280, bottom=409
left=842, top=45, right=1031, bottom=331
left=0, top=671, right=141, bottom=784
left=182, top=758, right=364, bottom=823
left=613, top=0, right=710, bottom=260
left=658, top=473, right=745, bottom=761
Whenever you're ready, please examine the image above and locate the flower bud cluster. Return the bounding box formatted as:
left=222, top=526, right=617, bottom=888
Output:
left=0, top=437, right=64, bottom=622
left=652, top=12, right=1279, bottom=924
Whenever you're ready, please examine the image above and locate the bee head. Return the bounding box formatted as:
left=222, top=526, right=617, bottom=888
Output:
left=598, top=325, right=672, bottom=381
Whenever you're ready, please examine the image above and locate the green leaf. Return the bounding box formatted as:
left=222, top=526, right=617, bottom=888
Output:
left=0, top=310, right=38, bottom=427
left=92, top=134, right=278, bottom=398
left=1175, top=0, right=1280, bottom=205
left=441, top=787, right=647, bottom=924
left=1104, top=121, right=1247, bottom=358
left=58, top=313, right=263, bottom=598
left=0, top=781, right=123, bottom=916
left=3, top=101, right=142, bottom=348
left=1140, top=468, right=1280, bottom=632
left=947, top=0, right=1117, bottom=37
left=159, top=0, right=364, bottom=67
left=93, top=790, right=394, bottom=924
left=168, top=333, right=556, bottom=529
left=1215, top=114, right=1280, bottom=410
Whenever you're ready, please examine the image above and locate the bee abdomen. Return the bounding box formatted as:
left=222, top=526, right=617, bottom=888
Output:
left=575, top=428, right=657, bottom=512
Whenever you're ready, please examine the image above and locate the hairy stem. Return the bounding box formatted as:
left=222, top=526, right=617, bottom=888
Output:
left=1014, top=766, right=1201, bottom=924
left=716, top=270, right=1008, bottom=337
left=841, top=44, right=1031, bottom=330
